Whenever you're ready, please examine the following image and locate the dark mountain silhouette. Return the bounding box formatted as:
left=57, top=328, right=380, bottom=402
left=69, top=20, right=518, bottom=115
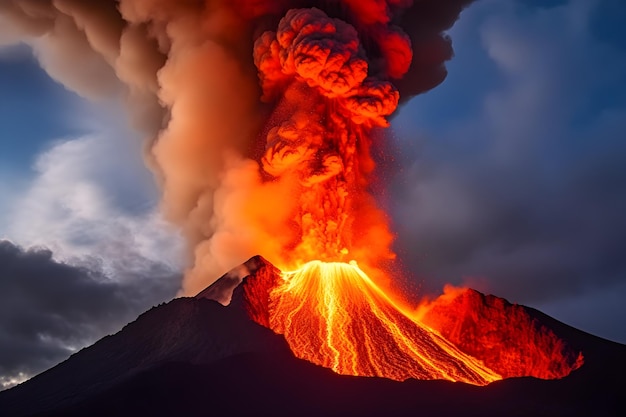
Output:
left=0, top=256, right=624, bottom=417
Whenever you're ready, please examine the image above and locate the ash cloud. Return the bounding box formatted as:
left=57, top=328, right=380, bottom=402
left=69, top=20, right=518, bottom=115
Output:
left=0, top=0, right=124, bottom=99
left=0, top=0, right=477, bottom=293
left=0, top=240, right=180, bottom=390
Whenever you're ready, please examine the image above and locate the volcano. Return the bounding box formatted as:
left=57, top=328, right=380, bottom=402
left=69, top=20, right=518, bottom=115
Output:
left=0, top=256, right=623, bottom=417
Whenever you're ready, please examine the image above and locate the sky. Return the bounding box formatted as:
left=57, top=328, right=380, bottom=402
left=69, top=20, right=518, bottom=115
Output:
left=1, top=0, right=626, bottom=389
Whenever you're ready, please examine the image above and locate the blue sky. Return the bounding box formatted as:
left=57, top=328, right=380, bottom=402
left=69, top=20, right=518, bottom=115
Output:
left=0, top=49, right=76, bottom=172
left=1, top=0, right=625, bottom=388
left=0, top=47, right=78, bottom=213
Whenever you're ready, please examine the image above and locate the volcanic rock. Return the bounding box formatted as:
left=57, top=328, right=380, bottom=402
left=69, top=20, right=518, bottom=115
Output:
left=0, top=276, right=289, bottom=416
left=0, top=256, right=624, bottom=417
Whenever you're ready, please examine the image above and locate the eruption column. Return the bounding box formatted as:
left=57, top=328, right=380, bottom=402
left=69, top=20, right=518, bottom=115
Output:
left=254, top=7, right=402, bottom=267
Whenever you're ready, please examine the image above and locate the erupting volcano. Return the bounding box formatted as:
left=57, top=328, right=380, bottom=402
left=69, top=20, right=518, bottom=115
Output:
left=3, top=0, right=626, bottom=415
left=144, top=1, right=587, bottom=385
left=0, top=3, right=598, bottom=414
left=207, top=3, right=581, bottom=385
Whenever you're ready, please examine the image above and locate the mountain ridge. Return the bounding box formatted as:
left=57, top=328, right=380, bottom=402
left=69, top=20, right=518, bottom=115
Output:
left=1, top=255, right=624, bottom=416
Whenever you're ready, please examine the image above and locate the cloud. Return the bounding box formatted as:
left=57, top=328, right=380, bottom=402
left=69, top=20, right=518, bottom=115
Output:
left=534, top=278, right=626, bottom=344
left=0, top=15, right=19, bottom=46
left=0, top=240, right=179, bottom=390
left=0, top=109, right=184, bottom=389
left=0, top=15, right=28, bottom=61
left=390, top=0, right=626, bottom=341
left=3, top=112, right=185, bottom=281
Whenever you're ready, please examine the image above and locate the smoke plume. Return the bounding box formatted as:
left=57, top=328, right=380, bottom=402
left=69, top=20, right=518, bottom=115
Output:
left=0, top=0, right=473, bottom=294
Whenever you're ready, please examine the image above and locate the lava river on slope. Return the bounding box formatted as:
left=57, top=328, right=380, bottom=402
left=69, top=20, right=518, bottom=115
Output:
left=224, top=257, right=584, bottom=386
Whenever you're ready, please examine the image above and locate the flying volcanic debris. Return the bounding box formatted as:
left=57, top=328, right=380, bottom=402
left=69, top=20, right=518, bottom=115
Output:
left=0, top=0, right=474, bottom=294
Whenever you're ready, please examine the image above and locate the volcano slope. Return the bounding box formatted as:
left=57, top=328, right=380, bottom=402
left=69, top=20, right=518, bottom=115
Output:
left=0, top=256, right=624, bottom=417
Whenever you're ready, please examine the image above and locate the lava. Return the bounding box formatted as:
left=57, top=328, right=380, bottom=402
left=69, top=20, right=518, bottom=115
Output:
left=244, top=260, right=500, bottom=385
left=417, top=285, right=585, bottom=379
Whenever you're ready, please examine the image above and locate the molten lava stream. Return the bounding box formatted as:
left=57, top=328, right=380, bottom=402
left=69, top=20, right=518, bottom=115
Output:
left=268, top=261, right=501, bottom=386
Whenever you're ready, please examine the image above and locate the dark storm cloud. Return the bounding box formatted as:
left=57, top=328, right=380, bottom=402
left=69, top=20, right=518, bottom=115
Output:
left=390, top=0, right=626, bottom=341
left=0, top=240, right=180, bottom=388
left=393, top=126, right=626, bottom=301
left=395, top=0, right=475, bottom=102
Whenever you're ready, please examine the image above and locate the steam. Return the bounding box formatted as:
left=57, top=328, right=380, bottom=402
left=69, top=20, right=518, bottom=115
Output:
left=0, top=0, right=473, bottom=295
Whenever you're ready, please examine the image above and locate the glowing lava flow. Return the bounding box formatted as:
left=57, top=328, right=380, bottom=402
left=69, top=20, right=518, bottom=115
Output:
left=266, top=261, right=501, bottom=385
